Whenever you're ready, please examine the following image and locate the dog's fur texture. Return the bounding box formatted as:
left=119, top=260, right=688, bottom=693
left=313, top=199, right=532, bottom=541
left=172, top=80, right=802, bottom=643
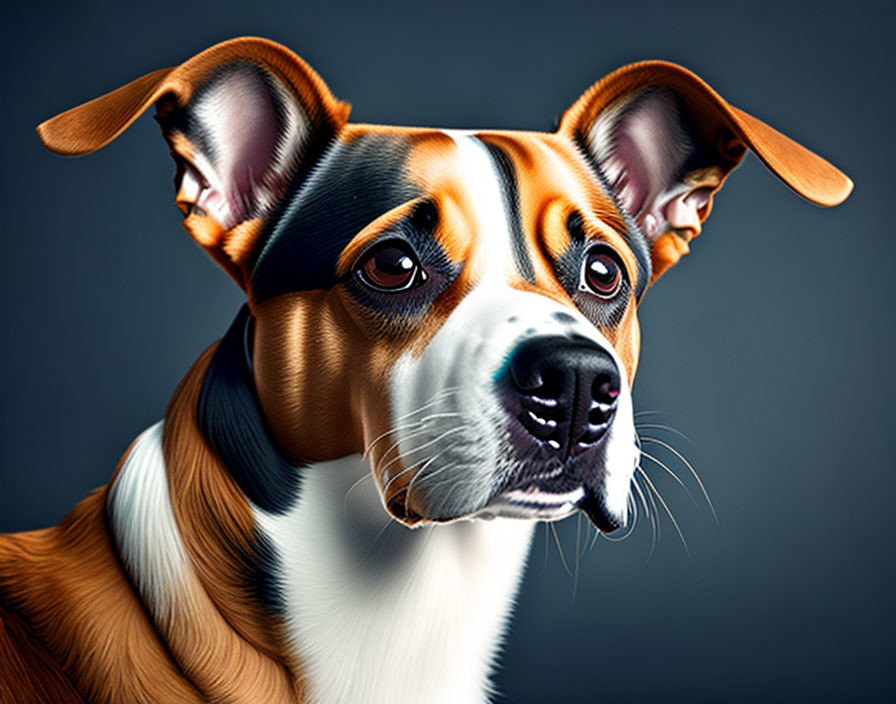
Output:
left=0, top=38, right=851, bottom=704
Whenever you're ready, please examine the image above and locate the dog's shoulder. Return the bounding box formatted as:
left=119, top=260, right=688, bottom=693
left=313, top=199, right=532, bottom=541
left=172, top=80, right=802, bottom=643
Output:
left=0, top=500, right=102, bottom=703
left=0, top=596, right=86, bottom=703
left=0, top=490, right=204, bottom=703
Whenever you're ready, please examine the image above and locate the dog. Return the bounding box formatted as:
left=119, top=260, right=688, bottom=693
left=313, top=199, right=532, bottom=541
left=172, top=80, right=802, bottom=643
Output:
left=0, top=37, right=851, bottom=703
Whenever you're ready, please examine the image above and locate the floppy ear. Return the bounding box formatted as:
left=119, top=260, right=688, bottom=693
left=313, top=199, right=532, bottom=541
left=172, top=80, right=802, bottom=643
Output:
left=558, top=61, right=852, bottom=285
left=37, top=37, right=351, bottom=289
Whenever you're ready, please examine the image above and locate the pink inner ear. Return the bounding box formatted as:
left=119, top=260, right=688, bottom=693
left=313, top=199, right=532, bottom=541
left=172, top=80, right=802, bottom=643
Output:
left=662, top=187, right=712, bottom=233
left=204, top=73, right=280, bottom=214
left=174, top=66, right=304, bottom=229
left=602, top=92, right=690, bottom=220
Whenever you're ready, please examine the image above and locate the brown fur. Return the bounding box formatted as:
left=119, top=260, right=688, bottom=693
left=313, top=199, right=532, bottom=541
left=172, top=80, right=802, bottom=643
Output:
left=0, top=491, right=205, bottom=703
left=0, top=348, right=311, bottom=702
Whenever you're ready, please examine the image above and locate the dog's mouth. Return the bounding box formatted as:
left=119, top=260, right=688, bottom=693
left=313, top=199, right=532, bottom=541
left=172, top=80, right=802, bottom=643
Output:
left=474, top=466, right=623, bottom=532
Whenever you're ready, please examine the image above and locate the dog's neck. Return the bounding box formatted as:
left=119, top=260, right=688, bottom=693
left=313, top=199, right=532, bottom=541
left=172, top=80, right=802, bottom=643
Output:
left=258, top=455, right=534, bottom=703
left=107, top=325, right=534, bottom=703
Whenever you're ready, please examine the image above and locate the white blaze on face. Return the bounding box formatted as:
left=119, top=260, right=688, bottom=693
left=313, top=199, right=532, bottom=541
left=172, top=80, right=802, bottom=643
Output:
left=386, top=132, right=637, bottom=525
left=446, top=131, right=515, bottom=285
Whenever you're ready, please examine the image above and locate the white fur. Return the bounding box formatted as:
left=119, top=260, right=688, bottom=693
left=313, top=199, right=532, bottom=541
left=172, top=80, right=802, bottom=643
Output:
left=444, top=130, right=515, bottom=284
left=254, top=455, right=534, bottom=704
left=107, top=421, right=189, bottom=622
left=387, top=132, right=636, bottom=525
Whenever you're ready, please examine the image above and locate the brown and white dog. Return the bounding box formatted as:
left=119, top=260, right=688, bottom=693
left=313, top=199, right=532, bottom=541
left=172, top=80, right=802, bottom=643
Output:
left=0, top=37, right=851, bottom=703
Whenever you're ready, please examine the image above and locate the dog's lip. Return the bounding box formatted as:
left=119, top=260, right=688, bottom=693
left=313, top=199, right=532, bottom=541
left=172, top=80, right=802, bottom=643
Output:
left=481, top=470, right=622, bottom=531
left=478, top=484, right=583, bottom=521
left=500, top=484, right=585, bottom=510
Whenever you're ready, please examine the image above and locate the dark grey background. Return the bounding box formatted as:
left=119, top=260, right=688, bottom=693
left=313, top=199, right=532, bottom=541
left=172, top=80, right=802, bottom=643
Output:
left=2, top=0, right=892, bottom=701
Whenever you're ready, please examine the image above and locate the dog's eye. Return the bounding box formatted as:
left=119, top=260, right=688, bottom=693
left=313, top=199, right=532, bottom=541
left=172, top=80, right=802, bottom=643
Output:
left=356, top=240, right=424, bottom=292
left=581, top=247, right=622, bottom=299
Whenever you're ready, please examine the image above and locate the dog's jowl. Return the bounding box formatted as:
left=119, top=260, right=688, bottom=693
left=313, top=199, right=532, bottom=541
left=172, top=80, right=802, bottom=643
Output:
left=0, top=38, right=851, bottom=704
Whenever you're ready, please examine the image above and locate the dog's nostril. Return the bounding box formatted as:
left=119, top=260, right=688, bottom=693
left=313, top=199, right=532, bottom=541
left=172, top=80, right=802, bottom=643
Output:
left=577, top=374, right=619, bottom=447
left=510, top=358, right=565, bottom=398
left=588, top=402, right=613, bottom=425
left=536, top=368, right=565, bottom=399
left=591, top=375, right=619, bottom=405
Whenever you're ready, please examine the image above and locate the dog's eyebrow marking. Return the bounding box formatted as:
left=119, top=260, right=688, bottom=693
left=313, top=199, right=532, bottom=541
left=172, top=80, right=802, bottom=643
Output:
left=250, top=133, right=421, bottom=301
left=480, top=142, right=536, bottom=283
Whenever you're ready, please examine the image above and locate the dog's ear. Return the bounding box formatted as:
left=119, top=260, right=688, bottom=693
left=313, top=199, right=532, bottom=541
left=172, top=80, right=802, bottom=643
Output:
left=558, top=61, right=852, bottom=285
left=37, top=37, right=350, bottom=289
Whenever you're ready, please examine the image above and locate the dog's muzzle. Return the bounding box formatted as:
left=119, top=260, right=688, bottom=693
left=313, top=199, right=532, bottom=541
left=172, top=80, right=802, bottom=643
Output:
left=493, top=335, right=624, bottom=531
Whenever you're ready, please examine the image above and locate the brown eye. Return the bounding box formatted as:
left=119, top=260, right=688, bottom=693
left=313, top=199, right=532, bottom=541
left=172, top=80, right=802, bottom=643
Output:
left=357, top=240, right=423, bottom=292
left=581, top=247, right=622, bottom=299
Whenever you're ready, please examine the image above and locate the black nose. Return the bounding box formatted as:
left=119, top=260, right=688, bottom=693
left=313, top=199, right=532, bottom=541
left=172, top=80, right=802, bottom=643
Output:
left=505, top=336, right=620, bottom=457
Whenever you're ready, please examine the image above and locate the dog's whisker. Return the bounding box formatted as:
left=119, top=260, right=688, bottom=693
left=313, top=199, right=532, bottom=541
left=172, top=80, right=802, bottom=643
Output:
left=578, top=511, right=590, bottom=558
left=422, top=465, right=489, bottom=518
left=361, top=385, right=463, bottom=458
left=633, top=471, right=659, bottom=561
left=634, top=422, right=695, bottom=446
left=569, top=514, right=581, bottom=605
left=404, top=462, right=456, bottom=518
left=368, top=412, right=464, bottom=470
left=549, top=522, right=574, bottom=578
left=633, top=409, right=668, bottom=418
left=343, top=471, right=373, bottom=524
left=378, top=426, right=466, bottom=479
left=640, top=436, right=718, bottom=525
left=630, top=471, right=650, bottom=523
left=358, top=516, right=396, bottom=565
left=404, top=454, right=476, bottom=514
left=363, top=409, right=463, bottom=460
left=384, top=440, right=465, bottom=518
left=639, top=446, right=700, bottom=508
left=637, top=466, right=690, bottom=558
left=372, top=424, right=440, bottom=475
left=588, top=521, right=600, bottom=551
left=364, top=420, right=428, bottom=461
left=598, top=493, right=639, bottom=545
left=382, top=450, right=444, bottom=497
left=528, top=522, right=553, bottom=573
left=386, top=386, right=463, bottom=423
left=381, top=386, right=463, bottom=429
left=371, top=418, right=458, bottom=475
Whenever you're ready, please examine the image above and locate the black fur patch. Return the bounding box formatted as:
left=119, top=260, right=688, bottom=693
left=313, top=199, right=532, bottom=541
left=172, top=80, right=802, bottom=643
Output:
left=155, top=61, right=343, bottom=274
left=339, top=199, right=462, bottom=334
left=251, top=134, right=422, bottom=301
left=242, top=527, right=286, bottom=615
left=479, top=141, right=536, bottom=283
left=197, top=305, right=302, bottom=515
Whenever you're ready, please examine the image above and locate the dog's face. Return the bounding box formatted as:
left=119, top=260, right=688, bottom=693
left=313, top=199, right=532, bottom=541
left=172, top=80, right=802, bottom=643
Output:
left=250, top=126, right=645, bottom=530
left=40, top=39, right=851, bottom=531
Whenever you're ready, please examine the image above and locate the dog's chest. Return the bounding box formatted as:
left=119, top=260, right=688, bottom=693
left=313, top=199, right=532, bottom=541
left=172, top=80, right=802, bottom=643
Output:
left=253, top=455, right=534, bottom=704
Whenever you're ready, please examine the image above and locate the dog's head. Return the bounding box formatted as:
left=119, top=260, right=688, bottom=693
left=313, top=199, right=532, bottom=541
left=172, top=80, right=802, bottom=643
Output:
left=40, top=38, right=851, bottom=531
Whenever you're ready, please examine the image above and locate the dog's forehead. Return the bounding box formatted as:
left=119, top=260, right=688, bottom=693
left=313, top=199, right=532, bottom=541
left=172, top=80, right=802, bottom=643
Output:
left=250, top=124, right=647, bottom=303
